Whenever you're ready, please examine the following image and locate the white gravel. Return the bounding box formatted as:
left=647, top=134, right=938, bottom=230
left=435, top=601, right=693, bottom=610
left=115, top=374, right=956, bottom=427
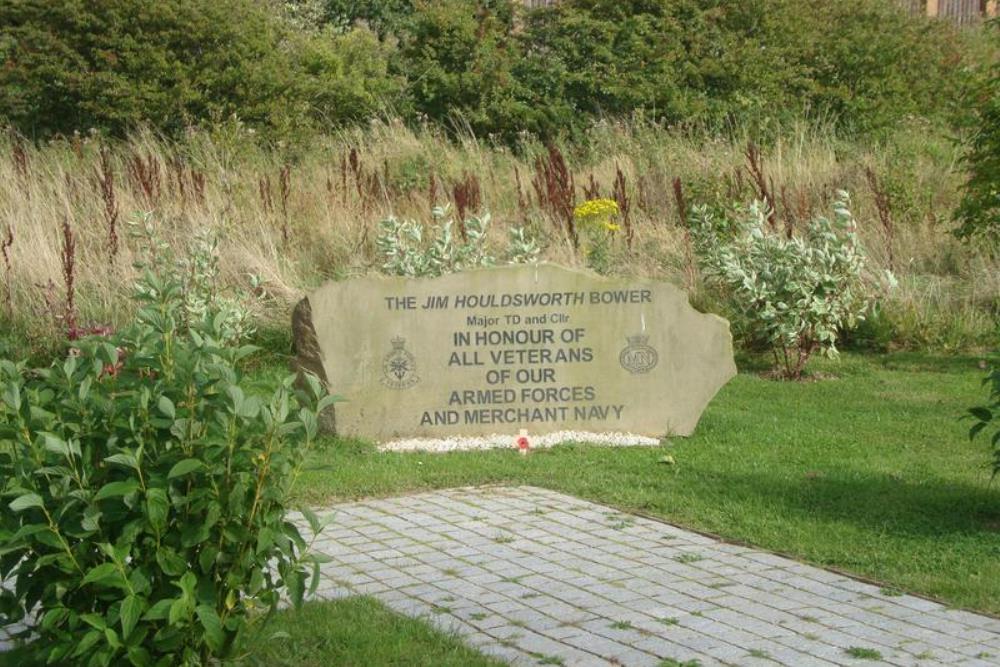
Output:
left=378, top=431, right=661, bottom=453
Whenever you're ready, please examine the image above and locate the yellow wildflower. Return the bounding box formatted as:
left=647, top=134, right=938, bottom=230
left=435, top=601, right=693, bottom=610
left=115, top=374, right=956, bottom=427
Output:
left=574, top=198, right=620, bottom=232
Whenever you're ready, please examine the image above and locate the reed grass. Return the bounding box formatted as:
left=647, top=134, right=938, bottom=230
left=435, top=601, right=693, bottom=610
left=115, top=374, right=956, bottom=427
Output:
left=0, top=119, right=995, bottom=356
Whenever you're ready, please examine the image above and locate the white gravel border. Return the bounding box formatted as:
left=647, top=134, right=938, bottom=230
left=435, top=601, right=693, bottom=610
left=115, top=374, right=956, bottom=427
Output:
left=377, top=431, right=661, bottom=453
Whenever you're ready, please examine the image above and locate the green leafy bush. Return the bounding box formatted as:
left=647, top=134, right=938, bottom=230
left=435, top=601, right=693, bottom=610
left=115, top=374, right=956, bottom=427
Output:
left=969, top=359, right=1000, bottom=478
left=376, top=206, right=495, bottom=277
left=955, top=21, right=1000, bottom=248
left=0, top=0, right=987, bottom=142
left=376, top=205, right=541, bottom=277
left=692, top=193, right=881, bottom=379
left=392, top=0, right=528, bottom=141
left=0, top=231, right=335, bottom=664
left=0, top=0, right=397, bottom=141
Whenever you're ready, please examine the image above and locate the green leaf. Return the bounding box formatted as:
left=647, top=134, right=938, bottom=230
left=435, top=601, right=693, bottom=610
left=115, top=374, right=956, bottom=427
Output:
left=81, top=504, right=103, bottom=532
left=1, top=382, right=22, bottom=411
left=127, top=646, right=152, bottom=667
left=196, top=605, right=225, bottom=653
left=176, top=571, right=198, bottom=599
left=300, top=507, right=322, bottom=535
left=121, top=594, right=144, bottom=638
left=95, top=480, right=140, bottom=501
left=969, top=407, right=993, bottom=422
left=286, top=569, right=305, bottom=608
left=40, top=607, right=69, bottom=631
left=9, top=493, right=44, bottom=512
left=72, top=629, right=103, bottom=658
left=156, top=549, right=188, bottom=577
left=79, top=375, right=92, bottom=401
left=168, top=597, right=192, bottom=626
left=157, top=395, right=176, bottom=420
left=104, top=452, right=139, bottom=470
left=104, top=626, right=122, bottom=649
left=146, top=488, right=169, bottom=534
left=82, top=562, right=126, bottom=589
left=318, top=394, right=342, bottom=413
left=41, top=432, right=71, bottom=457
left=142, top=598, right=174, bottom=621
left=168, top=458, right=203, bottom=479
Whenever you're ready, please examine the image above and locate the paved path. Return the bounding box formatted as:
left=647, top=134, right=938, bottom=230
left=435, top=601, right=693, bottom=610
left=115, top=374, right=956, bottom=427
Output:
left=307, top=486, right=1000, bottom=667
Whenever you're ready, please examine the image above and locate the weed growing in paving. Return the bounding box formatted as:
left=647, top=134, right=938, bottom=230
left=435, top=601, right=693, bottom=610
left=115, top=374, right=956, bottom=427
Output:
left=844, top=647, right=884, bottom=660
left=674, top=553, right=705, bottom=564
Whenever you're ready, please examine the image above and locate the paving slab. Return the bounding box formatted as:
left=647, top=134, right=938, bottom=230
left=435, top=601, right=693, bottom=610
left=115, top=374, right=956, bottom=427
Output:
left=300, top=486, right=1000, bottom=667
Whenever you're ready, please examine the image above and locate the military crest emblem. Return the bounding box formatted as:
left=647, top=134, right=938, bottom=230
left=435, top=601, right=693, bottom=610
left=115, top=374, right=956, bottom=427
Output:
left=382, top=336, right=419, bottom=389
left=619, top=334, right=659, bottom=375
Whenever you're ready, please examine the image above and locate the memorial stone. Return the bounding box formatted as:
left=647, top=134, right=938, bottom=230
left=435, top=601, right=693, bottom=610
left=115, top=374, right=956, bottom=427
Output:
left=293, top=264, right=736, bottom=441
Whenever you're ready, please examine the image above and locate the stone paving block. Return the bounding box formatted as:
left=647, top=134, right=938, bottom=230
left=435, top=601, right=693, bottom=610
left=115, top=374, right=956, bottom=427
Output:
left=561, top=632, right=636, bottom=661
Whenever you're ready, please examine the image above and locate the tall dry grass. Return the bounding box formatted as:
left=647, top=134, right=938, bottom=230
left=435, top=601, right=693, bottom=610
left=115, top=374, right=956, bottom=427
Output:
left=0, top=119, right=996, bottom=354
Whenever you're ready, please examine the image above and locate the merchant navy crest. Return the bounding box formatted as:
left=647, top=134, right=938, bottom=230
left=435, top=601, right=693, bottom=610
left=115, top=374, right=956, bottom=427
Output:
left=619, top=334, right=659, bottom=375
left=382, top=336, right=419, bottom=389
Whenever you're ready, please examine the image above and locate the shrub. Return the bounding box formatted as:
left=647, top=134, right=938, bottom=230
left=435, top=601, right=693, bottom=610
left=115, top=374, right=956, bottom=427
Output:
left=392, top=0, right=530, bottom=141
left=0, top=230, right=335, bottom=664
left=968, top=358, right=1000, bottom=478
left=130, top=214, right=261, bottom=346
left=319, top=0, right=415, bottom=35
left=376, top=205, right=541, bottom=277
left=0, top=0, right=398, bottom=141
left=692, top=193, right=880, bottom=379
left=376, top=206, right=495, bottom=277
left=955, top=20, right=1000, bottom=248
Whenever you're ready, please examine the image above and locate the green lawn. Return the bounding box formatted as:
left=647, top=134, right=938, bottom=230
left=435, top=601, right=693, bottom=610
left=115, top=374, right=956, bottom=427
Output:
left=242, top=597, right=504, bottom=667
left=265, top=352, right=1000, bottom=615
left=1, top=597, right=502, bottom=667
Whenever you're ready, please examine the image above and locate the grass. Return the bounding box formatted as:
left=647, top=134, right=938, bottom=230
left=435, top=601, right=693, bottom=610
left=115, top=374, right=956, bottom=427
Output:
left=1, top=120, right=997, bottom=360
left=241, top=597, right=504, bottom=667
left=0, top=597, right=504, bottom=667
left=843, top=647, right=884, bottom=660
left=272, top=351, right=1000, bottom=615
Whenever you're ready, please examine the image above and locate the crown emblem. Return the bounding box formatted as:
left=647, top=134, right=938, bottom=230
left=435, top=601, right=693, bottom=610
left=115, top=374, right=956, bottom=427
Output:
left=382, top=336, right=419, bottom=389
left=620, top=333, right=658, bottom=375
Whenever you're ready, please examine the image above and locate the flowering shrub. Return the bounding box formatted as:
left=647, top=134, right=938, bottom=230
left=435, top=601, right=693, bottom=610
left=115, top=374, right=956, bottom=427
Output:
left=573, top=198, right=620, bottom=273
left=0, top=231, right=336, bottom=665
left=574, top=198, right=621, bottom=232
left=692, top=193, right=882, bottom=379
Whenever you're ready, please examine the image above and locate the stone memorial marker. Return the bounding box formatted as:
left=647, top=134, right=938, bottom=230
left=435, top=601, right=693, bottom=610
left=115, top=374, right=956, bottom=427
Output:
left=293, top=263, right=735, bottom=442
